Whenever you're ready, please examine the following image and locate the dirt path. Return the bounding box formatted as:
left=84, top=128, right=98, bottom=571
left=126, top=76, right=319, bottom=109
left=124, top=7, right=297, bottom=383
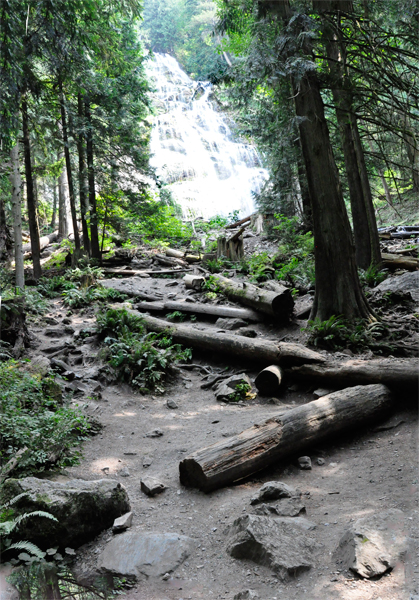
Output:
left=28, top=297, right=418, bottom=600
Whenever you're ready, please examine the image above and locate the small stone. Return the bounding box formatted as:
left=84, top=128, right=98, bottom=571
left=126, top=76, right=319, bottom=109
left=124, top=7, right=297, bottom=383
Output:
left=298, top=456, right=312, bottom=470
left=45, top=317, right=60, bottom=325
left=236, top=328, right=258, bottom=338
left=167, top=399, right=178, bottom=409
left=162, top=572, right=171, bottom=580
left=45, top=327, right=68, bottom=338
left=234, top=591, right=259, bottom=600
left=143, top=455, right=154, bottom=468
left=117, top=467, right=130, bottom=478
left=316, top=458, right=325, bottom=466
left=313, top=388, right=333, bottom=399
left=141, top=476, right=166, bottom=497
left=112, top=511, right=133, bottom=532
left=62, top=317, right=72, bottom=324
left=62, top=370, right=75, bottom=381
left=215, top=317, right=248, bottom=331
left=145, top=428, right=163, bottom=438
left=250, top=481, right=298, bottom=505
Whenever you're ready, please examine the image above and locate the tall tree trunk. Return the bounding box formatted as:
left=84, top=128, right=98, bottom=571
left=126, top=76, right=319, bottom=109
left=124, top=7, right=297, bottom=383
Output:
left=77, top=93, right=90, bottom=255
left=85, top=98, right=100, bottom=259
left=10, top=142, right=24, bottom=289
left=21, top=97, right=42, bottom=279
left=50, top=182, right=57, bottom=230
left=57, top=151, right=68, bottom=237
left=59, top=85, right=80, bottom=255
left=367, top=138, right=392, bottom=205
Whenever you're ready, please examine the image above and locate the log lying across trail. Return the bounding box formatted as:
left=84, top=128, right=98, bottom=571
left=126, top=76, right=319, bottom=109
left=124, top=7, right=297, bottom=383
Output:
left=166, top=248, right=201, bottom=263
left=102, top=267, right=190, bottom=277
left=122, top=309, right=325, bottom=366
left=179, top=384, right=393, bottom=492
left=285, top=358, right=418, bottom=392
left=212, top=275, right=294, bottom=319
left=225, top=214, right=252, bottom=229
left=381, top=253, right=418, bottom=271
left=23, top=231, right=59, bottom=256
left=135, top=300, right=263, bottom=322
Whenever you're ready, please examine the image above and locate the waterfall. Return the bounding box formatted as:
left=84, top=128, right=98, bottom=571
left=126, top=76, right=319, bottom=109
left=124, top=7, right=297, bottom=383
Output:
left=147, top=53, right=268, bottom=219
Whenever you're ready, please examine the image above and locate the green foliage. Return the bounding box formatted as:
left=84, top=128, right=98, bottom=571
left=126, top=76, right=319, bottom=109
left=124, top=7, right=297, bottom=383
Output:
left=0, top=361, right=90, bottom=476
left=305, top=316, right=392, bottom=353
left=358, top=265, right=389, bottom=288
left=228, top=381, right=251, bottom=402
left=202, top=275, right=223, bottom=293
left=62, top=286, right=127, bottom=308
left=96, top=309, right=192, bottom=392
left=166, top=311, right=187, bottom=322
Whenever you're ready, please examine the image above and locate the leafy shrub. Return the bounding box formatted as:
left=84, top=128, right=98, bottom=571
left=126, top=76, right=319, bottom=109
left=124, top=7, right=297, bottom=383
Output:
left=62, top=286, right=127, bottom=308
left=228, top=382, right=252, bottom=402
left=0, top=361, right=90, bottom=475
left=305, top=316, right=392, bottom=352
left=96, top=309, right=192, bottom=392
left=358, top=265, right=389, bottom=288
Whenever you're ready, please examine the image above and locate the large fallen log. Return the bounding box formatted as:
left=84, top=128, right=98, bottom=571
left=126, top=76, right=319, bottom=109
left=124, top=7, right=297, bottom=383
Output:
left=212, top=275, right=294, bottom=319
left=179, top=384, right=393, bottom=492
left=381, top=253, right=418, bottom=271
left=23, top=231, right=59, bottom=256
left=135, top=300, right=263, bottom=322
left=284, top=358, right=418, bottom=392
left=165, top=248, right=201, bottom=263
left=225, top=215, right=252, bottom=229
left=102, top=268, right=190, bottom=276
left=119, top=309, right=325, bottom=366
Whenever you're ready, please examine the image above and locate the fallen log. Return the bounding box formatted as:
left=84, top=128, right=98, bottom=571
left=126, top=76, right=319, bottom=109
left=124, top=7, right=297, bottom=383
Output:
left=102, top=268, right=190, bottom=277
left=184, top=274, right=205, bottom=290
left=119, top=309, right=325, bottom=366
left=225, top=215, right=252, bottom=229
left=284, top=358, right=418, bottom=392
left=155, top=253, right=188, bottom=267
left=255, top=365, right=283, bottom=394
left=135, top=300, right=263, bottom=322
left=179, top=384, right=393, bottom=492
left=166, top=248, right=201, bottom=263
left=381, top=253, right=418, bottom=271
left=212, top=274, right=294, bottom=319
left=23, top=231, right=59, bottom=256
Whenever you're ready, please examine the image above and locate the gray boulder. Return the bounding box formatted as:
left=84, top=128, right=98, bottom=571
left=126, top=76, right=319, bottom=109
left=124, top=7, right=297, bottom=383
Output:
left=250, top=481, right=298, bottom=505
left=1, top=477, right=130, bottom=550
left=215, top=373, right=252, bottom=402
left=373, top=271, right=419, bottom=304
left=334, top=509, right=408, bottom=578
left=253, top=498, right=305, bottom=518
left=226, top=514, right=317, bottom=579
left=215, top=318, right=248, bottom=330
left=99, top=532, right=195, bottom=579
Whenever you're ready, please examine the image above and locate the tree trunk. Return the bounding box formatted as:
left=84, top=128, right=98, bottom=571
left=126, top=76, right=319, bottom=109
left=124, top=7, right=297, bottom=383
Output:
left=77, top=93, right=90, bottom=255
left=285, top=358, right=418, bottom=392
left=179, top=383, right=393, bottom=492
left=10, top=142, right=24, bottom=289
left=58, top=151, right=69, bottom=237
left=50, top=183, right=57, bottom=230
left=212, top=274, right=294, bottom=319
left=21, top=97, right=42, bottom=279
left=0, top=193, right=12, bottom=262
left=59, top=86, right=80, bottom=255
left=23, top=232, right=59, bottom=255
left=85, top=98, right=100, bottom=259
left=135, top=300, right=263, bottom=321
left=122, top=308, right=325, bottom=366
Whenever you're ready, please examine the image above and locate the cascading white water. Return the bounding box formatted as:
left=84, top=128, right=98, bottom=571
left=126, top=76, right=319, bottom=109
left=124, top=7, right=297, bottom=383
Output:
left=148, top=53, right=268, bottom=219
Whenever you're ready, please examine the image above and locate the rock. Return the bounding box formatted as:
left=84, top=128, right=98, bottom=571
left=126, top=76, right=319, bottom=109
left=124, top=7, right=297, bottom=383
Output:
left=373, top=271, right=419, bottom=303
left=99, top=532, right=195, bottom=579
left=64, top=325, right=75, bottom=334
left=83, top=366, right=101, bottom=380
left=250, top=481, right=298, bottom=505
left=226, top=514, right=317, bottom=579
left=45, top=317, right=60, bottom=326
left=313, top=388, right=333, bottom=399
left=253, top=497, right=306, bottom=518
left=45, top=327, right=68, bottom=338
left=234, top=591, right=259, bottom=600
left=62, top=370, right=75, bottom=381
left=316, top=458, right=325, bottom=466
left=25, top=355, right=51, bottom=377
left=51, top=357, right=71, bottom=373
left=298, top=456, right=312, bottom=470
left=141, top=476, right=166, bottom=497
left=215, top=318, right=248, bottom=330
left=142, top=455, right=154, bottom=468
left=0, top=478, right=130, bottom=550
left=334, top=509, right=408, bottom=578
left=62, top=317, right=72, bottom=325
left=236, top=328, right=258, bottom=338
left=113, top=511, right=133, bottom=533
left=214, top=373, right=252, bottom=402
left=294, top=295, right=313, bottom=320
left=145, top=428, right=163, bottom=438
left=166, top=398, right=178, bottom=409
left=117, top=467, right=130, bottom=478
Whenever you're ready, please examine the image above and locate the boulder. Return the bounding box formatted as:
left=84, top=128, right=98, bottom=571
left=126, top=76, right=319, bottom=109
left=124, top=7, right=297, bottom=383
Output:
left=25, top=355, right=51, bottom=377
left=253, top=498, right=305, bottom=518
left=226, top=514, right=317, bottom=579
left=372, top=271, right=419, bottom=304
left=334, top=509, right=408, bottom=578
left=140, top=476, right=166, bottom=497
left=214, top=373, right=252, bottom=402
left=250, top=481, right=298, bottom=505
left=99, top=532, right=195, bottom=579
left=1, top=478, right=130, bottom=550
left=215, top=318, right=248, bottom=331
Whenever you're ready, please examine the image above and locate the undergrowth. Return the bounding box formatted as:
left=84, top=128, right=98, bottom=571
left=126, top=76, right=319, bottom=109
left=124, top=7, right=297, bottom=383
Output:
left=96, top=309, right=192, bottom=393
left=0, top=361, right=90, bottom=476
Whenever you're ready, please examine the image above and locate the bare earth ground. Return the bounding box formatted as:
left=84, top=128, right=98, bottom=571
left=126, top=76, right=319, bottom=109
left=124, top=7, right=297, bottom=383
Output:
left=26, top=286, right=419, bottom=600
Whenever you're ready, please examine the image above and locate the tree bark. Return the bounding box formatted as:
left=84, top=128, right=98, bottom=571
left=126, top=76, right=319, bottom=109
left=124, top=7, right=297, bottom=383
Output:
left=21, top=97, right=42, bottom=279
left=212, top=274, right=294, bottom=319
left=85, top=98, right=100, bottom=259
left=77, top=93, right=90, bottom=255
left=57, top=151, right=69, bottom=237
left=23, top=232, right=59, bottom=255
left=50, top=183, right=57, bottom=230
left=135, top=300, right=263, bottom=321
left=59, top=86, right=80, bottom=255
left=255, top=365, right=283, bottom=394
left=285, top=358, right=418, bottom=392
left=381, top=253, right=418, bottom=271
left=179, top=383, right=393, bottom=492
left=122, top=308, right=325, bottom=366
left=10, top=142, right=24, bottom=289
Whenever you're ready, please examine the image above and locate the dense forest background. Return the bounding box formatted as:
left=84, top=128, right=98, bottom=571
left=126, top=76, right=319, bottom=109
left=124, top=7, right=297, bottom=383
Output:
left=0, top=0, right=418, bottom=317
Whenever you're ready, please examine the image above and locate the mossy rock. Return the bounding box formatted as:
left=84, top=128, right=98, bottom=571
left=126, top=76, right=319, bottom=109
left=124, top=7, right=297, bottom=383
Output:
left=1, top=477, right=130, bottom=550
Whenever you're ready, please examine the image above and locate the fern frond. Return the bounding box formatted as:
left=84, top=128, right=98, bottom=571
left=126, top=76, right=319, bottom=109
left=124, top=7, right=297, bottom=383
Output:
left=6, top=540, right=46, bottom=558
